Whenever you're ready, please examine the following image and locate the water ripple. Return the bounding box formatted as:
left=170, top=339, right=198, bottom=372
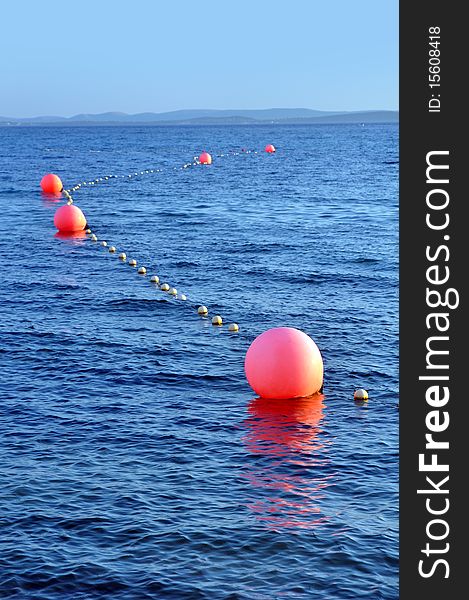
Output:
left=0, top=123, right=398, bottom=599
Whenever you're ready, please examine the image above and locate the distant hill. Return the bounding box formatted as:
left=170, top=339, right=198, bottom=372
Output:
left=279, top=110, right=399, bottom=124
left=0, top=108, right=398, bottom=126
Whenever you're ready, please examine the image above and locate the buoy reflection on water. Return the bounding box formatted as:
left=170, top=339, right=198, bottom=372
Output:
left=242, top=394, right=334, bottom=530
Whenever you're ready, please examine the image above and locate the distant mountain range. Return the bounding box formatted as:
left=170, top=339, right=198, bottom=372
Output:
left=0, top=108, right=398, bottom=126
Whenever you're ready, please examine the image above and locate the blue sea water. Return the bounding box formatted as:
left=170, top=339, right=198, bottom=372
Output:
left=0, top=124, right=398, bottom=599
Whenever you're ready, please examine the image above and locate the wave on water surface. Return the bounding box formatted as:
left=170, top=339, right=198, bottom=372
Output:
left=0, top=123, right=398, bottom=599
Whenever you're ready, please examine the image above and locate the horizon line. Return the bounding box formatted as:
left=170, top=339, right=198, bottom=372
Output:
left=1, top=107, right=399, bottom=120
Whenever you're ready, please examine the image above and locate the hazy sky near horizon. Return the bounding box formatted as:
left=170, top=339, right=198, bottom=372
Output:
left=1, top=0, right=398, bottom=117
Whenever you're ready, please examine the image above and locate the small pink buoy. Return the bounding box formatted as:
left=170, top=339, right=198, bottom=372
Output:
left=53, top=204, right=87, bottom=233
left=199, top=151, right=212, bottom=165
left=40, top=173, right=63, bottom=194
left=244, top=327, right=323, bottom=400
left=265, top=144, right=276, bottom=153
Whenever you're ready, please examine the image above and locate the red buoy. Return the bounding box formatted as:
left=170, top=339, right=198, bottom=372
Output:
left=244, top=327, right=323, bottom=399
left=53, top=204, right=87, bottom=233
left=199, top=151, right=212, bottom=165
left=265, top=144, right=276, bottom=153
left=41, top=173, right=63, bottom=194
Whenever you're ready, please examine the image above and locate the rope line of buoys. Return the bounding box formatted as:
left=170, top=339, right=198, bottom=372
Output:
left=39, top=143, right=350, bottom=401
left=82, top=224, right=241, bottom=332
left=60, top=148, right=263, bottom=197
left=48, top=147, right=271, bottom=332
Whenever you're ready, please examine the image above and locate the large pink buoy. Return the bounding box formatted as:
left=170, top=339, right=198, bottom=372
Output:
left=40, top=173, right=63, bottom=194
left=199, top=151, right=212, bottom=165
left=53, top=204, right=87, bottom=233
left=265, top=144, right=276, bottom=153
left=244, top=327, right=323, bottom=399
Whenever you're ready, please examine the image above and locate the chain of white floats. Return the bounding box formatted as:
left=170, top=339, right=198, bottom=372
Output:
left=59, top=148, right=268, bottom=334
left=48, top=145, right=373, bottom=403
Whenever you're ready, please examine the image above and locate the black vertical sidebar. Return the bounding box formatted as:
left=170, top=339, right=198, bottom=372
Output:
left=400, top=2, right=466, bottom=598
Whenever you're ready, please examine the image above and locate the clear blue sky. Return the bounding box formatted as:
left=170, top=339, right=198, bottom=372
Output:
left=0, top=0, right=398, bottom=117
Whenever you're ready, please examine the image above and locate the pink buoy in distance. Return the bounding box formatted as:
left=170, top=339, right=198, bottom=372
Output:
left=199, top=151, right=212, bottom=164
left=244, top=327, right=323, bottom=400
left=54, top=204, right=87, bottom=233
left=41, top=173, right=63, bottom=194
left=265, top=144, right=276, bottom=153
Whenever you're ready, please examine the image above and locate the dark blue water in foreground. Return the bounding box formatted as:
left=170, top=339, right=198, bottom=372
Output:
left=0, top=124, right=398, bottom=599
